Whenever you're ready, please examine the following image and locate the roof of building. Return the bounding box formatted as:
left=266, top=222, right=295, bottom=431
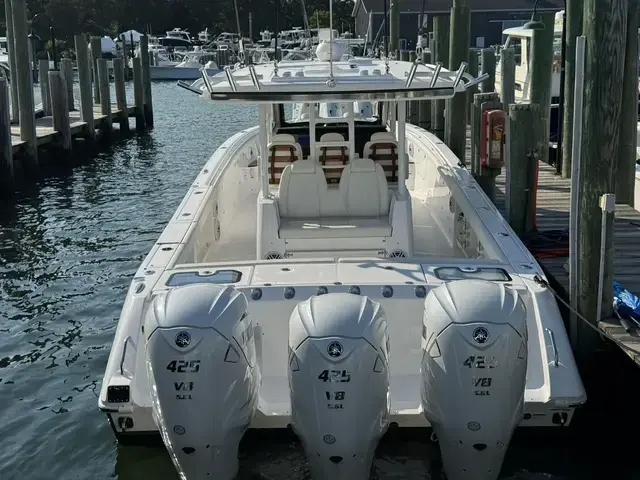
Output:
left=352, top=0, right=563, bottom=17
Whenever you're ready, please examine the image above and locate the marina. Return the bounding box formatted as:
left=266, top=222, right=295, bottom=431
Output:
left=1, top=0, right=640, bottom=479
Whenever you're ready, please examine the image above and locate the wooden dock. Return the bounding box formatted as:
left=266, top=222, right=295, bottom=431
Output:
left=494, top=162, right=640, bottom=365
left=10, top=104, right=136, bottom=154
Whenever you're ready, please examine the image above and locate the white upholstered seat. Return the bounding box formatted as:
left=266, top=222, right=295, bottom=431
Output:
left=268, top=134, right=304, bottom=185
left=339, top=158, right=390, bottom=217
left=277, top=161, right=327, bottom=218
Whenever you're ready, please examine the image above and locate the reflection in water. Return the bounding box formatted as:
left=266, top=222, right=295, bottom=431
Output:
left=0, top=83, right=638, bottom=480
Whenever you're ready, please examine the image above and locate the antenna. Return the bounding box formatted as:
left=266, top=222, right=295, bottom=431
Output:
left=383, top=0, right=388, bottom=59
left=329, top=0, right=334, bottom=81
left=232, top=0, right=245, bottom=64
left=274, top=0, right=280, bottom=73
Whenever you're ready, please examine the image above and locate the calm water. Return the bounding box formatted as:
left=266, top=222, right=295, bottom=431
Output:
left=0, top=83, right=638, bottom=480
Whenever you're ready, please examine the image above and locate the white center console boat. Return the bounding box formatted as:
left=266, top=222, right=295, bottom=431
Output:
left=99, top=40, right=586, bottom=480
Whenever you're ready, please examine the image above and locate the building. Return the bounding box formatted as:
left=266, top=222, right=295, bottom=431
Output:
left=352, top=0, right=564, bottom=51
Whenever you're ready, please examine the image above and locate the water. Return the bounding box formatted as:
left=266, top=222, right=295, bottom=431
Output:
left=0, top=82, right=638, bottom=480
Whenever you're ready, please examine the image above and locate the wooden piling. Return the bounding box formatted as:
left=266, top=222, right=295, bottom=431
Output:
left=479, top=48, right=496, bottom=93
left=616, top=0, right=639, bottom=205
left=97, top=58, right=112, bottom=131
left=60, top=58, right=74, bottom=112
left=578, top=0, right=628, bottom=341
left=90, top=37, right=102, bottom=104
left=499, top=47, right=515, bottom=107
left=561, top=0, right=584, bottom=178
left=133, top=58, right=146, bottom=130
left=112, top=58, right=129, bottom=132
left=431, top=15, right=450, bottom=140
left=529, top=12, right=555, bottom=166
left=139, top=35, right=154, bottom=128
left=49, top=70, right=72, bottom=152
left=0, top=78, right=13, bottom=178
left=74, top=34, right=94, bottom=139
left=466, top=48, right=479, bottom=125
left=419, top=51, right=431, bottom=130
left=506, top=103, right=540, bottom=236
left=10, top=0, right=37, bottom=162
left=38, top=59, right=51, bottom=117
left=4, top=0, right=18, bottom=123
left=446, top=0, right=471, bottom=162
left=400, top=50, right=409, bottom=61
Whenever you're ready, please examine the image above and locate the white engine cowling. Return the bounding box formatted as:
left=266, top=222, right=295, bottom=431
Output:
left=421, top=280, right=527, bottom=480
left=145, top=284, right=260, bottom=480
left=288, top=293, right=390, bottom=480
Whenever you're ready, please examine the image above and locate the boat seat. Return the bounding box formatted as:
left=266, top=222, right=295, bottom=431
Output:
left=363, top=131, right=399, bottom=183
left=277, top=160, right=327, bottom=218
left=338, top=157, right=390, bottom=217
left=268, top=134, right=303, bottom=185
left=318, top=132, right=349, bottom=185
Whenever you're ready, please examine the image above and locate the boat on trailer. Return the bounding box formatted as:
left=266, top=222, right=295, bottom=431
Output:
left=99, top=41, right=586, bottom=480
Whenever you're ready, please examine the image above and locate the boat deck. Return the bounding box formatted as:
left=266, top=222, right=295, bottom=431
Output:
left=494, top=162, right=640, bottom=365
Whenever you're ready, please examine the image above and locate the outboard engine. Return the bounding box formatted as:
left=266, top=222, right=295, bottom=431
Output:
left=288, top=293, right=390, bottom=480
left=421, top=280, right=527, bottom=480
left=145, top=284, right=260, bottom=480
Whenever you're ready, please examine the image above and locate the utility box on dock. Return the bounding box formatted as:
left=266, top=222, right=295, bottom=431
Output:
left=481, top=108, right=506, bottom=169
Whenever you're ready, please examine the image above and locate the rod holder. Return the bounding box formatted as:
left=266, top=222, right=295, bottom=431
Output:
left=429, top=62, right=442, bottom=88
left=453, top=62, right=468, bottom=88
left=224, top=66, right=238, bottom=92
left=248, top=65, right=261, bottom=90
left=405, top=62, right=419, bottom=88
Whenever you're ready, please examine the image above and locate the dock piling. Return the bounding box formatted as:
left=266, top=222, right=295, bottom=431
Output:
left=466, top=48, right=479, bottom=125
left=446, top=0, right=471, bottom=162
left=49, top=70, right=72, bottom=152
left=419, top=51, right=431, bottom=130
left=479, top=48, right=496, bottom=93
left=113, top=58, right=129, bottom=132
left=74, top=34, right=95, bottom=139
left=38, top=59, right=51, bottom=116
left=133, top=58, right=146, bottom=130
left=506, top=103, right=540, bottom=236
left=97, top=59, right=112, bottom=132
left=499, top=47, right=515, bottom=107
left=0, top=78, right=13, bottom=178
left=431, top=15, right=450, bottom=140
left=4, top=0, right=18, bottom=123
left=60, top=58, right=75, bottom=112
left=139, top=35, right=154, bottom=128
left=10, top=0, right=37, bottom=163
left=90, top=37, right=102, bottom=104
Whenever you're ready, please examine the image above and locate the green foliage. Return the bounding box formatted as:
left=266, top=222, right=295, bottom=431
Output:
left=9, top=0, right=355, bottom=41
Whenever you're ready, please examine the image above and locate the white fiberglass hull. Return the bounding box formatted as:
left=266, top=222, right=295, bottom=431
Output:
left=150, top=66, right=221, bottom=80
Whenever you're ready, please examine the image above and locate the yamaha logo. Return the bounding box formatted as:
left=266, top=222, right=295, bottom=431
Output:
left=327, top=341, right=343, bottom=358
left=175, top=331, right=191, bottom=348
left=473, top=327, right=489, bottom=344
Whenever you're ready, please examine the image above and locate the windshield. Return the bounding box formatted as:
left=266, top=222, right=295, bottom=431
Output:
left=284, top=102, right=381, bottom=124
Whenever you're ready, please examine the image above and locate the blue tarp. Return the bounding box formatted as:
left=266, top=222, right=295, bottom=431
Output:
left=613, top=281, right=640, bottom=320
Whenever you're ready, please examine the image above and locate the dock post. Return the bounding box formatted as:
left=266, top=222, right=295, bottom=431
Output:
left=418, top=51, right=431, bottom=130
left=499, top=47, right=515, bottom=107
left=466, top=48, right=479, bottom=125
left=479, top=48, right=496, bottom=93
left=389, top=0, right=400, bottom=54
left=431, top=15, right=450, bottom=140
left=506, top=103, right=540, bottom=236
left=578, top=0, right=628, bottom=349
left=616, top=0, right=639, bottom=205
left=446, top=0, right=471, bottom=162
left=400, top=50, right=409, bottom=61
left=49, top=70, right=72, bottom=153
left=4, top=0, right=18, bottom=123
left=529, top=12, right=555, bottom=166
left=132, top=58, right=146, bottom=130
left=561, top=0, right=584, bottom=178
left=10, top=0, right=37, bottom=163
left=38, top=59, right=51, bottom=116
left=75, top=34, right=94, bottom=139
left=97, top=58, right=112, bottom=132
left=0, top=78, right=13, bottom=179
left=112, top=58, right=129, bottom=132
left=139, top=35, right=154, bottom=128
left=60, top=58, right=74, bottom=112
left=90, top=37, right=102, bottom=104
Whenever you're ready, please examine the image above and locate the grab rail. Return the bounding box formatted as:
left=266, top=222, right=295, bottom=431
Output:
left=120, top=336, right=134, bottom=377
left=545, top=328, right=559, bottom=367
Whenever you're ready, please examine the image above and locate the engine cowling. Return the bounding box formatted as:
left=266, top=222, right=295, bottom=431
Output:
left=288, top=293, right=390, bottom=480
left=145, top=284, right=260, bottom=480
left=421, top=280, right=527, bottom=480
